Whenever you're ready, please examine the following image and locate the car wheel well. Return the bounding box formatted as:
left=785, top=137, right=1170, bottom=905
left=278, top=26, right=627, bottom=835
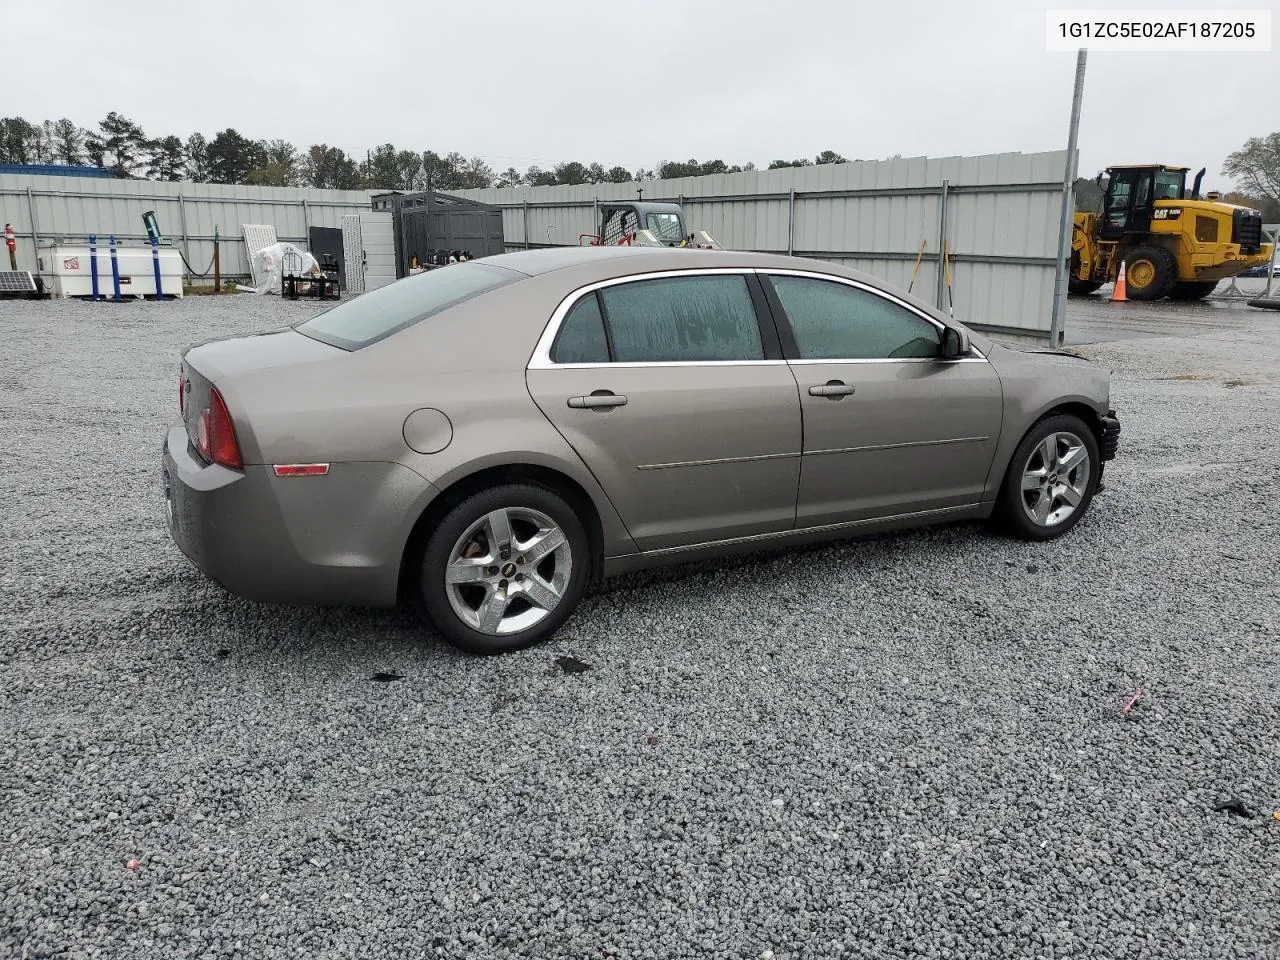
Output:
left=397, top=464, right=605, bottom=604
left=995, top=403, right=1103, bottom=501
left=1043, top=402, right=1103, bottom=445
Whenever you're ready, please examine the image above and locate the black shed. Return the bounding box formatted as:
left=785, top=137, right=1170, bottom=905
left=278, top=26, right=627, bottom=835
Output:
left=371, top=190, right=507, bottom=278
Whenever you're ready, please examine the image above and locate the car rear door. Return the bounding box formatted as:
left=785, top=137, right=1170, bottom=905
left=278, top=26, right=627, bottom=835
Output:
left=760, top=270, right=1003, bottom=528
left=526, top=269, right=802, bottom=552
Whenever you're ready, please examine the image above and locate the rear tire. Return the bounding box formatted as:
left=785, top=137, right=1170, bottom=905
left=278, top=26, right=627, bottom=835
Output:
left=1167, top=280, right=1217, bottom=301
left=416, top=483, right=590, bottom=655
left=1123, top=245, right=1178, bottom=301
left=995, top=414, right=1101, bottom=542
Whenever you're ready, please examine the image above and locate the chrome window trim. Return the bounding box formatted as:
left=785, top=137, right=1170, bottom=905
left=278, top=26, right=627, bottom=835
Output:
left=760, top=268, right=989, bottom=363
left=526, top=265, right=988, bottom=370
left=534, top=359, right=788, bottom=370
left=528, top=268, right=767, bottom=370
left=787, top=355, right=987, bottom=365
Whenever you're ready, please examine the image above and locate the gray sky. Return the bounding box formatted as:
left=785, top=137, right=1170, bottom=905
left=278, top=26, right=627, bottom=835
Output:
left=6, top=0, right=1276, bottom=190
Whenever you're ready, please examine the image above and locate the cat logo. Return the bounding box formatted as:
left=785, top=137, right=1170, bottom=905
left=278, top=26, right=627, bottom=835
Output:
left=1153, top=208, right=1183, bottom=220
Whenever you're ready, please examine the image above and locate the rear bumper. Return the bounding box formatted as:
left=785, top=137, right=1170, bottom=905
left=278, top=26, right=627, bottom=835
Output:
left=161, top=424, right=434, bottom=607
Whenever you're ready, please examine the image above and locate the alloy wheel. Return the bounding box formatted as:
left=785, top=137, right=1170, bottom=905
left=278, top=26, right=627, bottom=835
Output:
left=1020, top=431, right=1091, bottom=527
left=444, top=507, right=573, bottom=636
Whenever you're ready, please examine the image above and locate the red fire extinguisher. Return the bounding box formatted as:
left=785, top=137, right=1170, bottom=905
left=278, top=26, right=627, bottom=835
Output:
left=4, top=223, right=15, bottom=270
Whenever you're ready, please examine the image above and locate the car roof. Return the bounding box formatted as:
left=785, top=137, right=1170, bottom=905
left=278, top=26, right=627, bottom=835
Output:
left=482, top=245, right=853, bottom=278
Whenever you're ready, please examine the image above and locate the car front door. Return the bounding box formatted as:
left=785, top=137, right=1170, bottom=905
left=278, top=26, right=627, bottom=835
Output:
left=526, top=269, right=802, bottom=551
left=760, top=271, right=1003, bottom=528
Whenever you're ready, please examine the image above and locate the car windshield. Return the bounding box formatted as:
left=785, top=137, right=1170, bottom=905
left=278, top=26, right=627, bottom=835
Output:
left=294, top=262, right=521, bottom=350
left=645, top=213, right=684, bottom=241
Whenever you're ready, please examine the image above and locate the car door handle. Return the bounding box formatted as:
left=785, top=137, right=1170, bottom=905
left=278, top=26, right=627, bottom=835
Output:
left=567, top=393, right=628, bottom=409
left=809, top=381, right=856, bottom=398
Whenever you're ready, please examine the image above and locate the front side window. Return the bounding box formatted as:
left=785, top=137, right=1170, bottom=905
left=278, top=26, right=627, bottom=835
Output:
left=769, top=276, right=940, bottom=360
left=597, top=274, right=763, bottom=362
left=296, top=261, right=520, bottom=350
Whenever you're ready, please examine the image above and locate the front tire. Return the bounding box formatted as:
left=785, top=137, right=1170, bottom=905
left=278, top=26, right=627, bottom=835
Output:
left=996, top=414, right=1101, bottom=541
left=416, top=483, right=590, bottom=655
left=1123, top=245, right=1178, bottom=301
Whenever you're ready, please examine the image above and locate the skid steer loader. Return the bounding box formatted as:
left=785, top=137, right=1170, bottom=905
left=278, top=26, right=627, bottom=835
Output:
left=1070, top=164, right=1272, bottom=301
left=579, top=201, right=721, bottom=250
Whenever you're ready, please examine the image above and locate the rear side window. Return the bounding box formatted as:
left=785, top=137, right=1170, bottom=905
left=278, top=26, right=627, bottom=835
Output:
left=551, top=293, right=610, bottom=363
left=769, top=276, right=940, bottom=360
left=295, top=262, right=520, bottom=350
left=598, top=275, right=763, bottom=362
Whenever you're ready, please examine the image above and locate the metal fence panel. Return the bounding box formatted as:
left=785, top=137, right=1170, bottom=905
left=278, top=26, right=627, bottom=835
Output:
left=449, top=150, right=1071, bottom=340
left=2, top=151, right=1070, bottom=339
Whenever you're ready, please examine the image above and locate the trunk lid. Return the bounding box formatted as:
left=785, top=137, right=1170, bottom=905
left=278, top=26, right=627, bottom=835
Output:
left=179, top=327, right=345, bottom=455
left=184, top=326, right=344, bottom=382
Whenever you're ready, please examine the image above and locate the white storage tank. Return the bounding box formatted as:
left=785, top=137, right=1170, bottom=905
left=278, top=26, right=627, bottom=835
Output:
left=37, top=242, right=184, bottom=299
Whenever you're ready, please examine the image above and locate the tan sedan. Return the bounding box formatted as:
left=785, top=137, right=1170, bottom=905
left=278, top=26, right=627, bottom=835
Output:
left=163, top=247, right=1120, bottom=654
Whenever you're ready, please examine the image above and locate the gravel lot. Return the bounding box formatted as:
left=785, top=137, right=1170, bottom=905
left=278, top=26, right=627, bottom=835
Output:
left=2, top=291, right=1278, bottom=960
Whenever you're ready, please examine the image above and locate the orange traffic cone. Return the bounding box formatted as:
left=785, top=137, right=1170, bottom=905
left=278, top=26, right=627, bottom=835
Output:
left=1112, top=261, right=1128, bottom=302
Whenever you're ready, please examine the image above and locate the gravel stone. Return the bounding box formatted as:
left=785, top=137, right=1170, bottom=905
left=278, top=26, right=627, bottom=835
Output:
left=1, top=293, right=1278, bottom=959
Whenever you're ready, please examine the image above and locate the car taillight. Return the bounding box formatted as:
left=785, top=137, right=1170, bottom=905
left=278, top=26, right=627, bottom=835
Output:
left=197, top=387, right=243, bottom=470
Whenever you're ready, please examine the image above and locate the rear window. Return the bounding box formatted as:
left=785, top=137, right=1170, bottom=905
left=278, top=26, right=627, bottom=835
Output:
left=294, top=262, right=521, bottom=350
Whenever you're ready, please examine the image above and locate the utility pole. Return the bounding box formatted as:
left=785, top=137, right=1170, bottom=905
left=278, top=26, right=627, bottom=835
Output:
left=1049, top=48, right=1087, bottom=347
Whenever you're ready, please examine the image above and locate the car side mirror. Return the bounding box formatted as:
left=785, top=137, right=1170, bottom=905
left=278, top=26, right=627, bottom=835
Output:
left=940, top=327, right=970, bottom=359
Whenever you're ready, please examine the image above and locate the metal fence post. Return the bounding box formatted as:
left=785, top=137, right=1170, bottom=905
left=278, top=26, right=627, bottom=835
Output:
left=177, top=193, right=191, bottom=283
left=787, top=187, right=796, bottom=256
left=25, top=187, right=40, bottom=263
left=935, top=180, right=950, bottom=310
left=1049, top=48, right=1087, bottom=347
left=301, top=198, right=311, bottom=239
left=523, top=200, right=531, bottom=250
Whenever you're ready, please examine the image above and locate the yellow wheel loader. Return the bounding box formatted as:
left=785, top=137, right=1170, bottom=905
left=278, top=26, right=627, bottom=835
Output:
left=1070, top=164, right=1273, bottom=301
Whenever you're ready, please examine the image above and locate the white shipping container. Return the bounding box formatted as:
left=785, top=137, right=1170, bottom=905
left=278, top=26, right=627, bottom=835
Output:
left=36, top=243, right=184, bottom=299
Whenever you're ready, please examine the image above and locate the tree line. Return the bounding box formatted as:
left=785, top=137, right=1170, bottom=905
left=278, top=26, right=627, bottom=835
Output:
left=0, top=113, right=855, bottom=191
